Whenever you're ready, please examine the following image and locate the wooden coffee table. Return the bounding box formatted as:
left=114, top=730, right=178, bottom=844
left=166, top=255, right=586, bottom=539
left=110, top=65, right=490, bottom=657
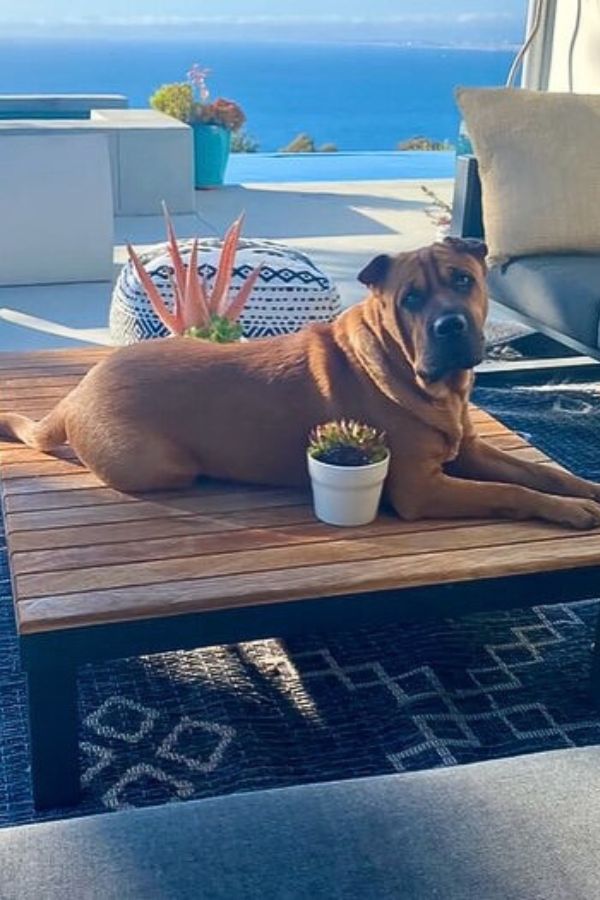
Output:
left=1, top=348, right=600, bottom=809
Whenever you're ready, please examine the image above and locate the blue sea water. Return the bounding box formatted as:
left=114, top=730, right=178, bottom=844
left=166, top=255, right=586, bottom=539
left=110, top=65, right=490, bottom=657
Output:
left=0, top=38, right=512, bottom=152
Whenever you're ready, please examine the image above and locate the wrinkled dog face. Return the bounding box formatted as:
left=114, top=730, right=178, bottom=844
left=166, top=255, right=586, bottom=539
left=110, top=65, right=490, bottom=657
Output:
left=358, top=237, right=489, bottom=383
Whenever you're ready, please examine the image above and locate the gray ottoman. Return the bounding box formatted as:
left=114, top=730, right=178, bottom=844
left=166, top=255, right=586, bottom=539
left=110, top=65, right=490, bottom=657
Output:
left=110, top=238, right=341, bottom=344
left=2, top=747, right=600, bottom=899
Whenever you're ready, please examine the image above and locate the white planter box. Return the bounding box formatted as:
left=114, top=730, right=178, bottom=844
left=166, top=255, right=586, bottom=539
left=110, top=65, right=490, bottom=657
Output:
left=0, top=133, right=114, bottom=286
left=0, top=109, right=194, bottom=217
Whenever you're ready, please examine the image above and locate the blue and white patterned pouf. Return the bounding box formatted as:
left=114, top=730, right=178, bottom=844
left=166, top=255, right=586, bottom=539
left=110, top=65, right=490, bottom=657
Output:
left=110, top=238, right=342, bottom=344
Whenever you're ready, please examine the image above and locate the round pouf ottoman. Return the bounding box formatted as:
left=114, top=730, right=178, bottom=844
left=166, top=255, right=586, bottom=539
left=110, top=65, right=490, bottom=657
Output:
left=110, top=238, right=342, bottom=344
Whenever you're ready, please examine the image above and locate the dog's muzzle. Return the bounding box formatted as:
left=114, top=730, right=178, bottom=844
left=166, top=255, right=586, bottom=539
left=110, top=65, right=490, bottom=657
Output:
left=420, top=311, right=484, bottom=381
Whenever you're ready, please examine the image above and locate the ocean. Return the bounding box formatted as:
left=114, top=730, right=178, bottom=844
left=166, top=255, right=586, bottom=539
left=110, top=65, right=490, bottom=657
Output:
left=0, top=38, right=513, bottom=151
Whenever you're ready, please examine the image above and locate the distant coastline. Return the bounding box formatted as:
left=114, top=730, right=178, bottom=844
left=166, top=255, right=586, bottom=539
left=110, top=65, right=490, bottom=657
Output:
left=358, top=41, right=520, bottom=52
left=0, top=30, right=521, bottom=53
left=0, top=27, right=519, bottom=52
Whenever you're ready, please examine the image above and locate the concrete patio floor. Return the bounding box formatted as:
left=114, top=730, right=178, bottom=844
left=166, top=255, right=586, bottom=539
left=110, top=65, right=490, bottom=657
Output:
left=0, top=177, right=513, bottom=352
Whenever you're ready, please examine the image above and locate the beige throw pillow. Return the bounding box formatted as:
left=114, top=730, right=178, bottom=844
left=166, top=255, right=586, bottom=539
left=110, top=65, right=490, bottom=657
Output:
left=456, top=87, right=600, bottom=261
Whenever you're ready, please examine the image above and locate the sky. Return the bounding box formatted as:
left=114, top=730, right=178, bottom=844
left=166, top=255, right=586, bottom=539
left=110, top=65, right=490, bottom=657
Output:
left=0, top=0, right=528, bottom=45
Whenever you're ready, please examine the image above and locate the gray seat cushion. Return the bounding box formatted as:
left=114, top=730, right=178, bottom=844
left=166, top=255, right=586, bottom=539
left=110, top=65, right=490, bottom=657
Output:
left=487, top=254, right=600, bottom=351
left=2, top=747, right=600, bottom=899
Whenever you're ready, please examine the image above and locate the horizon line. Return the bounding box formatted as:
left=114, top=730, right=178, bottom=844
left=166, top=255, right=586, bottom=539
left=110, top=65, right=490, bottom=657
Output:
left=0, top=12, right=522, bottom=29
left=0, top=31, right=521, bottom=52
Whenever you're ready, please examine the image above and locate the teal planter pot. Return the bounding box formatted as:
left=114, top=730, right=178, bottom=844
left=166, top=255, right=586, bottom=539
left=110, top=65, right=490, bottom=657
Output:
left=192, top=124, right=231, bottom=188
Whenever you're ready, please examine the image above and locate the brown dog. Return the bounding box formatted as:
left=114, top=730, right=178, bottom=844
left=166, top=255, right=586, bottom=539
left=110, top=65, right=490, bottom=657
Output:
left=1, top=237, right=600, bottom=529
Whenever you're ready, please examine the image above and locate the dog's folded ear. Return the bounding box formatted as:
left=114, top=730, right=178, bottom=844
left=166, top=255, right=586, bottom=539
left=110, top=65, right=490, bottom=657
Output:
left=443, top=236, right=488, bottom=262
left=358, top=254, right=391, bottom=289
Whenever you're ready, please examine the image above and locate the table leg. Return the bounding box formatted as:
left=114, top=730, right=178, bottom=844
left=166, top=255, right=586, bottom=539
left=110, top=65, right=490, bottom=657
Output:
left=27, top=666, right=80, bottom=809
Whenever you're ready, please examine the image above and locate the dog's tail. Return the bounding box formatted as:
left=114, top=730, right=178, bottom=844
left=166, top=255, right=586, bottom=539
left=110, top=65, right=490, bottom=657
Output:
left=0, top=404, right=67, bottom=452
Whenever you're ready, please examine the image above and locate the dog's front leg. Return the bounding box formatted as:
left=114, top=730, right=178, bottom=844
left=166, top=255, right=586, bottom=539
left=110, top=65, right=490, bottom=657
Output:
left=386, top=466, right=600, bottom=530
left=450, top=436, right=600, bottom=501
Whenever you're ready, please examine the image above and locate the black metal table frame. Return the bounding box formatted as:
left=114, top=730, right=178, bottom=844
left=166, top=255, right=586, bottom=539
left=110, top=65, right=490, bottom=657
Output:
left=20, top=565, right=600, bottom=810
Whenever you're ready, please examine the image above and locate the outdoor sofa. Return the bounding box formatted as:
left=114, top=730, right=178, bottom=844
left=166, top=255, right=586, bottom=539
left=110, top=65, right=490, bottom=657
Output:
left=0, top=746, right=598, bottom=899
left=452, top=154, right=600, bottom=360
left=452, top=87, right=600, bottom=362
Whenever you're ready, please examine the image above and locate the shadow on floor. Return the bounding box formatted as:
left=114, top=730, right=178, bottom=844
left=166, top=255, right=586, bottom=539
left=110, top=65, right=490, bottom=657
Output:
left=195, top=185, right=429, bottom=239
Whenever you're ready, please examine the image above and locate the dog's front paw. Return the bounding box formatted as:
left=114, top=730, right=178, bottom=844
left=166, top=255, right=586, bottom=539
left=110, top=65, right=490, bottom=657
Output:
left=544, top=497, right=600, bottom=530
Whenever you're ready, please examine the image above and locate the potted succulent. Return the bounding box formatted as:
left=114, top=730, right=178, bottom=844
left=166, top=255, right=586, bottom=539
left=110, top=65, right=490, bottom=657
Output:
left=307, top=420, right=390, bottom=527
left=126, top=204, right=262, bottom=343
left=150, top=64, right=246, bottom=189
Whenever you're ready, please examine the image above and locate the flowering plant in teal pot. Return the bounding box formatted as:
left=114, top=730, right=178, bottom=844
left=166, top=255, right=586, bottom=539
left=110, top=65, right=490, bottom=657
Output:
left=150, top=64, right=246, bottom=189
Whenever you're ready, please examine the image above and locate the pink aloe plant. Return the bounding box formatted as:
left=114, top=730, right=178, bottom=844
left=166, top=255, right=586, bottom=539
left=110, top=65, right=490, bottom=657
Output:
left=126, top=203, right=262, bottom=342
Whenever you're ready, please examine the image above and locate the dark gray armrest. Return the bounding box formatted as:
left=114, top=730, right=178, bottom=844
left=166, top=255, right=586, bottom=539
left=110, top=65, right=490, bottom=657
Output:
left=451, top=155, right=484, bottom=239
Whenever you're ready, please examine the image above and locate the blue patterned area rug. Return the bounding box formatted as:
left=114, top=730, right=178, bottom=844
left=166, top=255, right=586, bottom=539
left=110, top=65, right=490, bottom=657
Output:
left=2, top=378, right=600, bottom=827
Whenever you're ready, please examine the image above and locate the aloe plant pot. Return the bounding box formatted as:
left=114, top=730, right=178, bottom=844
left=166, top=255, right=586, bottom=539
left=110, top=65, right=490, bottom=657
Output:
left=307, top=453, right=390, bottom=527
left=192, top=123, right=231, bottom=188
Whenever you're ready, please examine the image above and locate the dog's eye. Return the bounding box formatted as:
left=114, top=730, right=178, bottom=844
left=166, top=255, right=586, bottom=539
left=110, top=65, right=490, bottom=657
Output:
left=451, top=270, right=474, bottom=291
left=401, top=290, right=425, bottom=312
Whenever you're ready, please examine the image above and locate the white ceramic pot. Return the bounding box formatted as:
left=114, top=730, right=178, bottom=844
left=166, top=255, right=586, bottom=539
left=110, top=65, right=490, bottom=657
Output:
left=307, top=452, right=390, bottom=527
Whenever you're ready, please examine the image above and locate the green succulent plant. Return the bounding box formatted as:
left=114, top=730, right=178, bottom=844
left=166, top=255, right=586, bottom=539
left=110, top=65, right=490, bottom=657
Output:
left=185, top=315, right=243, bottom=344
left=308, top=420, right=388, bottom=467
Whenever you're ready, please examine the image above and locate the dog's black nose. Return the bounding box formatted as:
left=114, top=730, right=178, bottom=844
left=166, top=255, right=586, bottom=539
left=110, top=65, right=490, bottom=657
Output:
left=432, top=313, right=468, bottom=339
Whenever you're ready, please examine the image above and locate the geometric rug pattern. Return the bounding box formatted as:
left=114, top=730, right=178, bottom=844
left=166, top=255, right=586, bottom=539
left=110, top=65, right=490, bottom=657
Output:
left=1, top=378, right=600, bottom=827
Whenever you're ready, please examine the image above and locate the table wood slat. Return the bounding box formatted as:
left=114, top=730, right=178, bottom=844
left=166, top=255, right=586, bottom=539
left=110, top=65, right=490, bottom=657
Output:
left=0, top=348, right=108, bottom=369
left=0, top=376, right=85, bottom=393
left=0, top=444, right=78, bottom=464
left=7, top=511, right=496, bottom=555
left=4, top=489, right=307, bottom=532
left=9, top=517, right=496, bottom=576
left=17, top=532, right=600, bottom=634
left=1, top=461, right=89, bottom=479
left=14, top=521, right=583, bottom=600
left=2, top=480, right=298, bottom=509
left=0, top=366, right=94, bottom=380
